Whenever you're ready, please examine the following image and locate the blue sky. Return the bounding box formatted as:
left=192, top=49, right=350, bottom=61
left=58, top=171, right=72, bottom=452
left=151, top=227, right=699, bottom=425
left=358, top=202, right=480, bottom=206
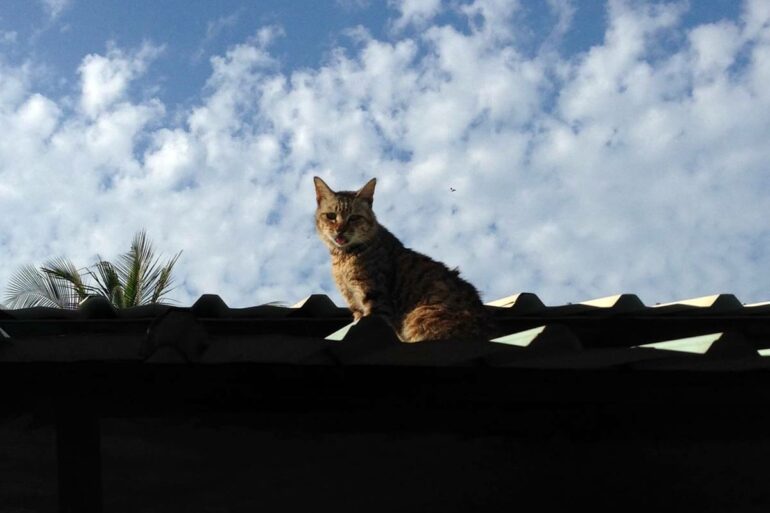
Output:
left=0, top=0, right=768, bottom=307
left=2, top=1, right=391, bottom=104
left=1, top=1, right=742, bottom=105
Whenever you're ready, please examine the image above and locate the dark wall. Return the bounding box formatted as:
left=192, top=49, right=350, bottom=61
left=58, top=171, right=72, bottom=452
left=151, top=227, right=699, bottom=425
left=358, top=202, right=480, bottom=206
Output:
left=4, top=402, right=770, bottom=513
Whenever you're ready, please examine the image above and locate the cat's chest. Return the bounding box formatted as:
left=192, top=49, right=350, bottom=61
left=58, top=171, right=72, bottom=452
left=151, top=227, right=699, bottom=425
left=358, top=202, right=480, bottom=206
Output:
left=331, top=255, right=381, bottom=298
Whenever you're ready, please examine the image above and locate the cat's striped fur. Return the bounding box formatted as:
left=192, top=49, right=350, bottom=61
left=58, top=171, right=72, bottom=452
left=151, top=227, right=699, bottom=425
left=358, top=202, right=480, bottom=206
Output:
left=314, top=176, right=491, bottom=342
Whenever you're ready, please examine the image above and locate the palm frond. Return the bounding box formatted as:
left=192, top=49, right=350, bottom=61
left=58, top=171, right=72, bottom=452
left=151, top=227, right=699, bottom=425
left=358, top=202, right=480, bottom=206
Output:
left=4, top=263, right=81, bottom=309
left=89, top=260, right=125, bottom=308
left=149, top=251, right=181, bottom=304
left=41, top=257, right=93, bottom=304
left=90, top=230, right=181, bottom=307
left=116, top=230, right=160, bottom=307
left=4, top=230, right=182, bottom=311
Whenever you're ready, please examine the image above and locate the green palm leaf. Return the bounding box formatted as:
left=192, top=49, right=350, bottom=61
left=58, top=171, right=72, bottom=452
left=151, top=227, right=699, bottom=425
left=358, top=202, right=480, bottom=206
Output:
left=122, top=230, right=155, bottom=307
left=3, top=230, right=181, bottom=310
left=109, top=230, right=180, bottom=307
left=89, top=260, right=125, bottom=308
left=41, top=257, right=93, bottom=304
left=150, top=251, right=181, bottom=304
left=4, top=259, right=89, bottom=309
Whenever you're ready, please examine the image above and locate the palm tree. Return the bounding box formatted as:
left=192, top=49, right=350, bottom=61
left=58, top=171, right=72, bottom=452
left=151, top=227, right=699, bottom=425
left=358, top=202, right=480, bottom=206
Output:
left=4, top=257, right=90, bottom=309
left=3, top=230, right=181, bottom=309
left=89, top=230, right=181, bottom=309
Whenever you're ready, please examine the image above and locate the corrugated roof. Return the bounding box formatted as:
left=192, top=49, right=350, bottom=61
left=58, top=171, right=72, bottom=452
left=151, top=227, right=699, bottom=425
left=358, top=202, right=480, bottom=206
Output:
left=5, top=292, right=770, bottom=513
left=1, top=292, right=769, bottom=370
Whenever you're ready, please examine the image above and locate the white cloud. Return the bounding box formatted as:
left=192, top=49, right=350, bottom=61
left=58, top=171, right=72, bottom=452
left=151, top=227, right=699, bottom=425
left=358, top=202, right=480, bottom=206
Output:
left=460, top=0, right=520, bottom=41
left=14, top=93, right=60, bottom=138
left=41, top=0, right=71, bottom=20
left=0, top=61, right=33, bottom=108
left=390, top=0, right=443, bottom=31
left=193, top=11, right=243, bottom=62
left=206, top=12, right=241, bottom=41
left=742, top=0, right=770, bottom=41
left=689, top=21, right=741, bottom=79
left=79, top=43, right=163, bottom=118
left=547, top=0, right=575, bottom=29
left=0, top=31, right=17, bottom=45
left=337, top=0, right=371, bottom=10
left=1, top=1, right=769, bottom=308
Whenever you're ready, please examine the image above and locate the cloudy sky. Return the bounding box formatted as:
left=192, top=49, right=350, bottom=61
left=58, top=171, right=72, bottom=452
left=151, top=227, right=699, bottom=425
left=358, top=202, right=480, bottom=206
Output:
left=0, top=0, right=768, bottom=308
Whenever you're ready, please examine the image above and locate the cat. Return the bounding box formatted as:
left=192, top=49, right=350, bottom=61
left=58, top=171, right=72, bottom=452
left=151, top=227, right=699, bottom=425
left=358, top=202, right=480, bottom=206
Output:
left=313, top=176, right=491, bottom=342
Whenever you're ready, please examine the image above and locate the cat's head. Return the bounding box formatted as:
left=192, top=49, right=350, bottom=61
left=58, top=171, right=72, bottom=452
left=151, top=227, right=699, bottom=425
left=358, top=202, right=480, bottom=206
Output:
left=313, top=177, right=378, bottom=251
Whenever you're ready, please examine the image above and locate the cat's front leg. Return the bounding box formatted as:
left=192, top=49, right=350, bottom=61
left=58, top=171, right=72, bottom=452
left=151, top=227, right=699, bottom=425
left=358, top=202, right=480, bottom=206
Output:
left=336, top=280, right=365, bottom=321
left=361, top=290, right=393, bottom=318
left=360, top=291, right=402, bottom=338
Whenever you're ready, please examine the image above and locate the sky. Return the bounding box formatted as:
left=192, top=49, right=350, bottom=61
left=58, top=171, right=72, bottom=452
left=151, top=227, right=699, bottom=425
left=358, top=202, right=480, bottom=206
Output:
left=0, top=0, right=768, bottom=308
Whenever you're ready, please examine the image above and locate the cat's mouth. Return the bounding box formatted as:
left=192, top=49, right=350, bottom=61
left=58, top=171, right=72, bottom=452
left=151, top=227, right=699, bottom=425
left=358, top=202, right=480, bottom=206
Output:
left=334, top=234, right=349, bottom=245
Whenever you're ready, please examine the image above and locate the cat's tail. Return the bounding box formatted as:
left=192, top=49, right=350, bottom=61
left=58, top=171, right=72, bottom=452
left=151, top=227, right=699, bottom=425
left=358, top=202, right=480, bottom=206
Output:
left=400, top=305, right=491, bottom=342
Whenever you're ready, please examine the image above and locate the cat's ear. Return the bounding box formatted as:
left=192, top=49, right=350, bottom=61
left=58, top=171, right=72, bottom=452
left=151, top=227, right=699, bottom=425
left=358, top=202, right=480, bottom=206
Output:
left=313, top=176, right=335, bottom=205
left=356, top=178, right=377, bottom=206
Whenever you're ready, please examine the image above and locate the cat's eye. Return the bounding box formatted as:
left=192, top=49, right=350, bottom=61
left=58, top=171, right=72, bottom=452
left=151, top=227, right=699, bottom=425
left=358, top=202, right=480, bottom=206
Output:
left=325, top=213, right=337, bottom=221
left=349, top=215, right=362, bottom=222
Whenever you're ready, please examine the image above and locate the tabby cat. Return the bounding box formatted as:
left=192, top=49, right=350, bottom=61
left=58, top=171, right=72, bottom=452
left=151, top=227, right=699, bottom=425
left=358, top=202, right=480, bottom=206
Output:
left=313, top=176, right=491, bottom=342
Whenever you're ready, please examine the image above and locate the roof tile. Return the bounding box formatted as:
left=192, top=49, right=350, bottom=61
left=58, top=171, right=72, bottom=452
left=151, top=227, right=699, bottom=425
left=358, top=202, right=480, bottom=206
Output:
left=1, top=292, right=769, bottom=371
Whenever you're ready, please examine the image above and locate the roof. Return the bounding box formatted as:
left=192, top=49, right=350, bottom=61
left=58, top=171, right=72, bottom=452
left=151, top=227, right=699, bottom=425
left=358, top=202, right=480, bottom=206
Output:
left=4, top=292, right=770, bottom=513
left=2, top=292, right=769, bottom=371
